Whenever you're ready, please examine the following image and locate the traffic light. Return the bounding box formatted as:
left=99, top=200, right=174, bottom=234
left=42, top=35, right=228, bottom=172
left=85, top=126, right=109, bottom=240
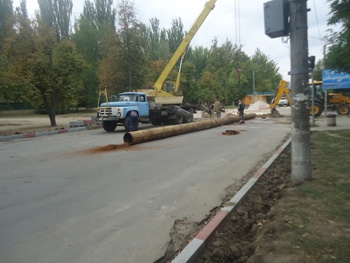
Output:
left=308, top=56, right=315, bottom=69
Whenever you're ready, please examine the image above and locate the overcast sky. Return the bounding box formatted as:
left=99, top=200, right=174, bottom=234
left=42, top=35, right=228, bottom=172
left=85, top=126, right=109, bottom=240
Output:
left=17, top=0, right=337, bottom=81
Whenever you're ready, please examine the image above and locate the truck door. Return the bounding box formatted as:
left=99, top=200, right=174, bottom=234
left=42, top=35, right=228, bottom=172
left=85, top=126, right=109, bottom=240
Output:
left=138, top=94, right=149, bottom=117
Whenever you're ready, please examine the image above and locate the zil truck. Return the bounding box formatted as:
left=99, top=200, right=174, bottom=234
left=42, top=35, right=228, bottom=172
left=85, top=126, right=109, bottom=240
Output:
left=97, top=0, right=218, bottom=132
left=97, top=91, right=195, bottom=131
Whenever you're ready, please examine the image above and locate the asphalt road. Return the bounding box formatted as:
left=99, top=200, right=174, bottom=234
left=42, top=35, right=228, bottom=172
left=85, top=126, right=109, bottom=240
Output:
left=0, top=117, right=291, bottom=263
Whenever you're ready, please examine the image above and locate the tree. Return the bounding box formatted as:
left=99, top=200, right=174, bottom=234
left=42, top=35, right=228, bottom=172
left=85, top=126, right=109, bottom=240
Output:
left=180, top=60, right=197, bottom=103
left=52, top=40, right=86, bottom=110
left=187, top=46, right=209, bottom=81
left=1, top=13, right=36, bottom=106
left=313, top=59, right=323, bottom=81
left=0, top=0, right=13, bottom=46
left=166, top=18, right=184, bottom=55
left=95, top=0, right=116, bottom=26
left=38, top=0, right=73, bottom=42
left=72, top=13, right=100, bottom=109
left=249, top=49, right=281, bottom=92
left=98, top=31, right=124, bottom=93
left=71, top=0, right=117, bottom=108
left=181, top=46, right=209, bottom=103
left=325, top=0, right=350, bottom=72
left=30, top=21, right=86, bottom=125
left=17, top=0, right=28, bottom=19
left=0, top=8, right=10, bottom=101
left=2, top=12, right=86, bottom=125
left=197, top=71, right=218, bottom=103
left=146, top=18, right=170, bottom=61
left=205, top=39, right=250, bottom=104
left=110, top=0, right=147, bottom=92
left=227, top=68, right=248, bottom=104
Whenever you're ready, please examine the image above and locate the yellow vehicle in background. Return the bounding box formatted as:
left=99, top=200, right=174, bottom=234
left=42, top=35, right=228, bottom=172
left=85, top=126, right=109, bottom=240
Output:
left=327, top=92, right=350, bottom=115
left=270, top=80, right=324, bottom=118
left=311, top=80, right=350, bottom=115
left=270, top=80, right=350, bottom=117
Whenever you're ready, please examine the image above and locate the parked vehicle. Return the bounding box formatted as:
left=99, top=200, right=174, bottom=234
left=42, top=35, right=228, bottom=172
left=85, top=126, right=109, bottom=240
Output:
left=278, top=96, right=289, bottom=106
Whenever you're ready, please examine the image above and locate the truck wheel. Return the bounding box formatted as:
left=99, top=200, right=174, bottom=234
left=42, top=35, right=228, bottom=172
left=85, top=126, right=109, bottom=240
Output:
left=102, top=121, right=117, bottom=132
left=123, top=115, right=139, bottom=132
left=309, top=101, right=323, bottom=118
left=336, top=103, right=350, bottom=115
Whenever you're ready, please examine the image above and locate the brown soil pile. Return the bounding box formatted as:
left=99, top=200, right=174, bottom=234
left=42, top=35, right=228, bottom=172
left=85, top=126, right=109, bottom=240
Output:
left=222, top=130, right=240, bottom=135
left=86, top=143, right=131, bottom=154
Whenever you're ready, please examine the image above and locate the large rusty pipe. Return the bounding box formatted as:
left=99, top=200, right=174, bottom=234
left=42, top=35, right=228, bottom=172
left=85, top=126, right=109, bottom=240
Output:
left=123, top=113, right=256, bottom=145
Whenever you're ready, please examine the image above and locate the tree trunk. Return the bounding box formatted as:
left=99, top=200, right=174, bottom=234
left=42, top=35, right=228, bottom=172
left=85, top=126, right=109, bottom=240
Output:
left=48, top=105, right=57, bottom=127
left=49, top=114, right=57, bottom=126
left=48, top=49, right=57, bottom=127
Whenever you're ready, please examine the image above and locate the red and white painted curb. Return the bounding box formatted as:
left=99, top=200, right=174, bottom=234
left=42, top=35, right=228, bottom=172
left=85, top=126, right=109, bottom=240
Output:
left=172, top=137, right=292, bottom=263
left=0, top=126, right=88, bottom=142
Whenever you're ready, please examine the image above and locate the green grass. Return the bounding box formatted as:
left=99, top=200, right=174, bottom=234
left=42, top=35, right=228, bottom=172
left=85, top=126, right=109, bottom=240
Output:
left=285, top=130, right=350, bottom=262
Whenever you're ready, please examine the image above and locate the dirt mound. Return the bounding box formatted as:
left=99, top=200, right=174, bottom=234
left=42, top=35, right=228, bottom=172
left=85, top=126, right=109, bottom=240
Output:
left=81, top=143, right=131, bottom=154
left=222, top=130, right=240, bottom=135
left=248, top=101, right=270, bottom=111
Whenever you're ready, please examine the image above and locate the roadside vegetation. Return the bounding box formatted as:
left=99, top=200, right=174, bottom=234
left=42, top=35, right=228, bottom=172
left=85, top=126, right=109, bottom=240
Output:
left=285, top=130, right=350, bottom=262
left=194, top=129, right=350, bottom=262
left=0, top=0, right=305, bottom=126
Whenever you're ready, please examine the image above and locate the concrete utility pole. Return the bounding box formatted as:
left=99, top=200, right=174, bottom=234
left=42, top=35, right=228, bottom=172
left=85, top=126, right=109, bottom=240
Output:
left=289, top=0, right=311, bottom=183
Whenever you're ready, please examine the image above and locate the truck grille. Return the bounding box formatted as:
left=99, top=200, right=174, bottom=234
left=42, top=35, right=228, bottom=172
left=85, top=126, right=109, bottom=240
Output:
left=99, top=107, right=112, bottom=116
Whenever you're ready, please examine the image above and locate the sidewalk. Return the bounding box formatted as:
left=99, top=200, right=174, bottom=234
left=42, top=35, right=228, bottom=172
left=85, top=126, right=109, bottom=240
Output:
left=311, top=114, right=350, bottom=131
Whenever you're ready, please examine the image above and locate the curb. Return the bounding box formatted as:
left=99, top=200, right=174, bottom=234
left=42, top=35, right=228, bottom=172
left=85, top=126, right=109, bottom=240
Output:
left=0, top=126, right=87, bottom=142
left=171, top=137, right=292, bottom=263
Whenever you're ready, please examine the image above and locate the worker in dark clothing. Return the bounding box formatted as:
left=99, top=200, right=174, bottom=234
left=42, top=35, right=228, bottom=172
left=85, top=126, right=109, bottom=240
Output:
left=129, top=110, right=139, bottom=131
left=237, top=99, right=245, bottom=124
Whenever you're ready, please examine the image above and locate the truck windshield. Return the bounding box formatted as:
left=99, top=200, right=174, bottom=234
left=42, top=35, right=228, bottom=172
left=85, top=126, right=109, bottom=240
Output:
left=117, top=94, right=137, bottom=102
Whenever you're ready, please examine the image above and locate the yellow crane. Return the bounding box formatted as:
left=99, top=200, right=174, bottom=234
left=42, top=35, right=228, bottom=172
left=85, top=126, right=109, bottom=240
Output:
left=142, top=0, right=217, bottom=105
left=98, top=1, right=220, bottom=128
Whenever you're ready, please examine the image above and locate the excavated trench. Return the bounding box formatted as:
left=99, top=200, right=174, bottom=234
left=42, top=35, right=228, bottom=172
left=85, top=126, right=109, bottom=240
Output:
left=155, top=139, right=292, bottom=263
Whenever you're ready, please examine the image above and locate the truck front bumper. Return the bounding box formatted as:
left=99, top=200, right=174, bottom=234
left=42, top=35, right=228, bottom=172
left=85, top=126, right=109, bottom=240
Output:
left=96, top=116, right=121, bottom=122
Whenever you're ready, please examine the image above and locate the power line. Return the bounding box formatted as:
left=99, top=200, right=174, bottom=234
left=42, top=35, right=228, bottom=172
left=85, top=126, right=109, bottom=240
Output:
left=234, top=0, right=237, bottom=45
left=234, top=0, right=241, bottom=46
left=238, top=0, right=241, bottom=45
left=312, top=0, right=322, bottom=40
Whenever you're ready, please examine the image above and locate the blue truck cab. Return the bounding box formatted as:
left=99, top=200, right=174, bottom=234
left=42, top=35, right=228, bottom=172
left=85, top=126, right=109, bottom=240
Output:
left=97, top=92, right=150, bottom=132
